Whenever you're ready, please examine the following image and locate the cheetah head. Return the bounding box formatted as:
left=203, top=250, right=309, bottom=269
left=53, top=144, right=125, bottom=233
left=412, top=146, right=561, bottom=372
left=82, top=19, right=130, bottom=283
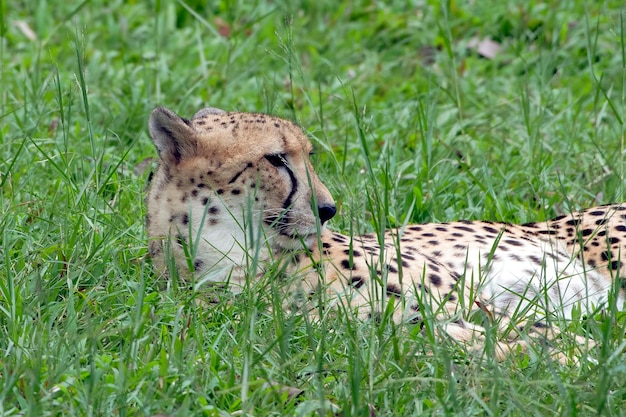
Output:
left=145, top=106, right=336, bottom=280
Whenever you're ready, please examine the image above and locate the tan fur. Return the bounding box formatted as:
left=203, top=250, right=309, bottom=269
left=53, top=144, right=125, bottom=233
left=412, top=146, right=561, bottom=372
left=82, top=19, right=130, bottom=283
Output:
left=146, top=107, right=625, bottom=359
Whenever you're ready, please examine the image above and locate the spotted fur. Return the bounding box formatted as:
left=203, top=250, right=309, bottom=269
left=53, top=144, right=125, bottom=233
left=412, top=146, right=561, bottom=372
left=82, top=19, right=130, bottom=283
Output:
left=146, top=106, right=625, bottom=358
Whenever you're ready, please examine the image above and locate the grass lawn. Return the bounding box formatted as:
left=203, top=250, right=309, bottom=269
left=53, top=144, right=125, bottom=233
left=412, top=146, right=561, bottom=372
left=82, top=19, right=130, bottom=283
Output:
left=2, top=0, right=626, bottom=415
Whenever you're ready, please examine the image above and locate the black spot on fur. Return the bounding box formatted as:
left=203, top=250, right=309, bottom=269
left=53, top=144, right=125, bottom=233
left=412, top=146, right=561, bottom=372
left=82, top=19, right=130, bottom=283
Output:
left=581, top=229, right=593, bottom=236
left=231, top=189, right=241, bottom=195
left=181, top=214, right=189, bottom=225
left=209, top=206, right=219, bottom=215
left=503, top=239, right=523, bottom=247
left=202, top=197, right=209, bottom=206
left=444, top=293, right=457, bottom=302
left=565, top=218, right=581, bottom=226
left=385, top=263, right=398, bottom=273
left=193, top=259, right=203, bottom=270
left=191, top=189, right=198, bottom=197
left=454, top=225, right=474, bottom=233
left=368, top=312, right=383, bottom=323
left=323, top=242, right=331, bottom=248
left=341, top=259, right=356, bottom=270
left=386, top=283, right=402, bottom=297
left=595, top=218, right=609, bottom=226
left=429, top=274, right=441, bottom=286
left=610, top=260, right=621, bottom=270
left=350, top=275, right=365, bottom=288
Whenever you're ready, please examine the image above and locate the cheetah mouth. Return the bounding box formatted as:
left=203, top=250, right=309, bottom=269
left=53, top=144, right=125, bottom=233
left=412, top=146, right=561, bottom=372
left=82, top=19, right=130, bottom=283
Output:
left=264, top=213, right=322, bottom=249
left=272, top=232, right=319, bottom=251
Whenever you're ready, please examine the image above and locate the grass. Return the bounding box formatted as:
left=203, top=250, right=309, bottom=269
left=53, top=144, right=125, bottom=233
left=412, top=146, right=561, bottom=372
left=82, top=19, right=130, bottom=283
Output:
left=1, top=0, right=626, bottom=415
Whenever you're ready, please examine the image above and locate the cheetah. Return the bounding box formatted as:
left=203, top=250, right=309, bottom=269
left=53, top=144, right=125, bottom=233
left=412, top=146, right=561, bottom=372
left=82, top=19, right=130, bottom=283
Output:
left=146, top=106, right=625, bottom=357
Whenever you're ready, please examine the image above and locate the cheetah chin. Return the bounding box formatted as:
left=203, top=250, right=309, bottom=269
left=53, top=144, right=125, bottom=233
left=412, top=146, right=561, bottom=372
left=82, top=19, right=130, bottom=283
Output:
left=146, top=106, right=625, bottom=361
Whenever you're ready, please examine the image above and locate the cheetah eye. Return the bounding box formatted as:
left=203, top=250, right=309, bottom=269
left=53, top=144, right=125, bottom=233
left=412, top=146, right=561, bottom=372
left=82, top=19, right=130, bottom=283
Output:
left=265, top=153, right=288, bottom=168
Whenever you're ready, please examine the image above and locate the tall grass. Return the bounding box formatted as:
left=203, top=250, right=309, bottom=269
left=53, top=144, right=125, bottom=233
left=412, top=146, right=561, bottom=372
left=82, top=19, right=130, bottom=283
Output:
left=1, top=0, right=625, bottom=415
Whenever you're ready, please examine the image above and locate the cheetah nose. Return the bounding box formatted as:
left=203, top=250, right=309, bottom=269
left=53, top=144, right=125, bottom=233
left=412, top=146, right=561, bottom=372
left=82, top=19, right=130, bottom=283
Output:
left=318, top=203, right=337, bottom=224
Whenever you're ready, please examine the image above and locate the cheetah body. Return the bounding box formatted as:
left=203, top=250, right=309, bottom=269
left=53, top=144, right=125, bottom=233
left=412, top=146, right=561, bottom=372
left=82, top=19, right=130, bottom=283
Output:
left=146, top=107, right=625, bottom=350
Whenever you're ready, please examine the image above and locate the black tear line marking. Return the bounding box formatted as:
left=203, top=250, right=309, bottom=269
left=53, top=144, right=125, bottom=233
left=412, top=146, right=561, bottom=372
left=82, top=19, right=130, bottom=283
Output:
left=282, top=164, right=298, bottom=210
left=228, top=163, right=252, bottom=184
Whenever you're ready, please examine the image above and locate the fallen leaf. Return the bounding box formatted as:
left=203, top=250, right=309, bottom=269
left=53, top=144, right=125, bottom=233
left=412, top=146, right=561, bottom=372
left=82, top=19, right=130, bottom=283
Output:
left=474, top=300, right=494, bottom=320
left=13, top=20, right=37, bottom=41
left=267, top=381, right=305, bottom=400
left=467, top=37, right=501, bottom=59
left=214, top=17, right=231, bottom=38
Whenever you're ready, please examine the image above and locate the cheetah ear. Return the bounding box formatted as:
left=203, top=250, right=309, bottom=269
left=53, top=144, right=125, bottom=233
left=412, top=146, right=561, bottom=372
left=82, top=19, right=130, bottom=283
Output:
left=149, top=107, right=197, bottom=165
left=192, top=107, right=226, bottom=119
